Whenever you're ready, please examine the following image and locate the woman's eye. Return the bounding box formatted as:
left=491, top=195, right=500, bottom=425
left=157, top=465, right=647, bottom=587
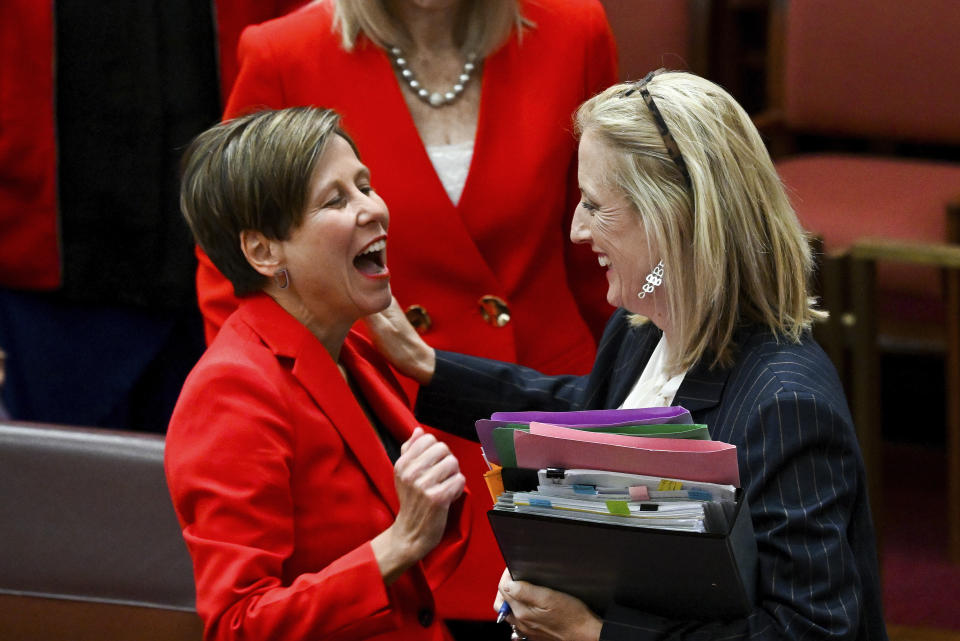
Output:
left=322, top=194, right=345, bottom=208
left=359, top=184, right=373, bottom=195
left=580, top=200, right=597, bottom=213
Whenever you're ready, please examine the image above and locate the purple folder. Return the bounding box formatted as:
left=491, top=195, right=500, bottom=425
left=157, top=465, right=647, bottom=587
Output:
left=477, top=407, right=693, bottom=465
left=490, top=407, right=692, bottom=425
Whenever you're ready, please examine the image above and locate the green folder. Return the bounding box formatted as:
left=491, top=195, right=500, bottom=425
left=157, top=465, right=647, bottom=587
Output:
left=492, top=423, right=711, bottom=468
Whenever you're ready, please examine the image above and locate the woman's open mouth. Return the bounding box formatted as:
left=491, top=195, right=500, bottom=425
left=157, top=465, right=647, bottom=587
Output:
left=353, top=238, right=388, bottom=278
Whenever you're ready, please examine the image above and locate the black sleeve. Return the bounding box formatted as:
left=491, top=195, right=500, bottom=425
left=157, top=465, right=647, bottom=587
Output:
left=413, top=351, right=588, bottom=441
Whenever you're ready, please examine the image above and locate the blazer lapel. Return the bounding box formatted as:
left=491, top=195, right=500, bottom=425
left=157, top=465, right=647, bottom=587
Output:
left=590, top=314, right=661, bottom=408
left=595, top=312, right=729, bottom=414
left=339, top=333, right=419, bottom=448
left=674, top=356, right=729, bottom=415
left=239, top=296, right=400, bottom=514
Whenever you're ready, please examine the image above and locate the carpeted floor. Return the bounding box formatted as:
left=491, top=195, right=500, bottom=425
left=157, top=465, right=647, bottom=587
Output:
left=881, top=442, right=960, bottom=631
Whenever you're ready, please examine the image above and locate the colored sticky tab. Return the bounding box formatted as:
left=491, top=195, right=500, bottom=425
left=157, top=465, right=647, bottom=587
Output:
left=573, top=484, right=597, bottom=494
left=606, top=500, right=631, bottom=516
left=657, top=479, right=683, bottom=491
left=628, top=485, right=650, bottom=501
left=530, top=498, right=552, bottom=508
left=688, top=489, right=713, bottom=501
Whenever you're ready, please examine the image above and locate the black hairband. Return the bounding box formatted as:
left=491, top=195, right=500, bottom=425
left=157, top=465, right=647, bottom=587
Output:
left=621, top=69, right=692, bottom=190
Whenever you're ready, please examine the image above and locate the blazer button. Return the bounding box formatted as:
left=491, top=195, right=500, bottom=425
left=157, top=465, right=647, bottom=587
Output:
left=478, top=295, right=511, bottom=327
left=417, top=607, right=434, bottom=627
left=404, top=305, right=432, bottom=334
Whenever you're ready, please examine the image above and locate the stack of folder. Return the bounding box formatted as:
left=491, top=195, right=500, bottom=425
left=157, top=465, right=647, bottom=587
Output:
left=477, top=407, right=758, bottom=620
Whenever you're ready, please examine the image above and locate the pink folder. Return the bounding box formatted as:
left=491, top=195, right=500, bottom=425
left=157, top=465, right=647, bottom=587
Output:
left=515, top=422, right=740, bottom=486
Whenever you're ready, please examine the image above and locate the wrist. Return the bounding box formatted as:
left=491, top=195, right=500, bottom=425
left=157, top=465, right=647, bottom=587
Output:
left=581, top=614, right=603, bottom=641
left=371, top=526, right=418, bottom=585
left=415, top=346, right=436, bottom=385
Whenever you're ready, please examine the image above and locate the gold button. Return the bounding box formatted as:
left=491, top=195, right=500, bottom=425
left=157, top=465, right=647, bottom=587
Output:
left=478, top=295, right=511, bottom=327
left=404, top=305, right=432, bottom=334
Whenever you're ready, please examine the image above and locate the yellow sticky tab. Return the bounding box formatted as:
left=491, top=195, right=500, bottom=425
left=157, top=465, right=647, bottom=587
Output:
left=606, top=500, right=631, bottom=516
left=657, top=479, right=682, bottom=491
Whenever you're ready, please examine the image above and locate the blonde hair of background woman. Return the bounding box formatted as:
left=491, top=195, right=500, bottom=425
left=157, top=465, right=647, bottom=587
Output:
left=575, top=71, right=825, bottom=374
left=332, top=0, right=527, bottom=57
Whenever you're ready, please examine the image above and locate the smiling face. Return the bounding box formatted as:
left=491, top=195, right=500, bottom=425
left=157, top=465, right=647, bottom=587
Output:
left=571, top=130, right=662, bottom=318
left=275, top=134, right=392, bottom=334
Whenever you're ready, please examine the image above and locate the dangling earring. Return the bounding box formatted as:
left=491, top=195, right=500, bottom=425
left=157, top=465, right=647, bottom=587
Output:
left=274, top=267, right=290, bottom=290
left=637, top=260, right=664, bottom=299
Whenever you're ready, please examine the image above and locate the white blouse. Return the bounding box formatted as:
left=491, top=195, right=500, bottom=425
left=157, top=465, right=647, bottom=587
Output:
left=618, top=334, right=687, bottom=409
left=425, top=140, right=474, bottom=206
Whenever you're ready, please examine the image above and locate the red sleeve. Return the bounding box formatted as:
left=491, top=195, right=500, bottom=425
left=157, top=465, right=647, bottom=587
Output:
left=0, top=0, right=60, bottom=290
left=165, top=358, right=398, bottom=641
left=223, top=23, right=289, bottom=119
left=563, top=1, right=619, bottom=341
left=214, top=0, right=308, bottom=101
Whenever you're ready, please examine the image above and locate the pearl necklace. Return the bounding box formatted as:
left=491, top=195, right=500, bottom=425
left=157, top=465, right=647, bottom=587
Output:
left=389, top=46, right=478, bottom=108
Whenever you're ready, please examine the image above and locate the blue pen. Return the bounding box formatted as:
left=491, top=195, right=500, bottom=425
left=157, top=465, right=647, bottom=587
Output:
left=496, top=600, right=512, bottom=624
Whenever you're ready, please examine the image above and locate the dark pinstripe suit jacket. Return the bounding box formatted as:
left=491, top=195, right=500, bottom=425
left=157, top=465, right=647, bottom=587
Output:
left=416, top=308, right=887, bottom=641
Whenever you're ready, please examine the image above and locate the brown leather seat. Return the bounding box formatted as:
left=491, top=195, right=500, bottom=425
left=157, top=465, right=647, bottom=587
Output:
left=0, top=420, right=202, bottom=640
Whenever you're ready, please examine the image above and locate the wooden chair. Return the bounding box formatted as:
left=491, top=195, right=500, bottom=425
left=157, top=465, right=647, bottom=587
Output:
left=599, top=0, right=711, bottom=80
left=757, top=0, right=960, bottom=561
left=0, top=421, right=202, bottom=640
left=841, top=232, right=960, bottom=563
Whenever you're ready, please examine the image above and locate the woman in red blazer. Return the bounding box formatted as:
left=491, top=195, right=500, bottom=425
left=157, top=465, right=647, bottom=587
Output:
left=165, top=107, right=471, bottom=641
left=195, top=2, right=617, bottom=625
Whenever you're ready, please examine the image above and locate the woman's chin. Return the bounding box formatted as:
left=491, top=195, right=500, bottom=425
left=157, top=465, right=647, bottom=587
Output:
left=606, top=289, right=623, bottom=310
left=370, top=286, right=393, bottom=315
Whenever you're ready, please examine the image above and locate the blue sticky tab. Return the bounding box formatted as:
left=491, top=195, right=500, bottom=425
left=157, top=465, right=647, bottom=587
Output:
left=573, top=484, right=596, bottom=494
left=530, top=498, right=552, bottom=508
left=688, top=489, right=713, bottom=501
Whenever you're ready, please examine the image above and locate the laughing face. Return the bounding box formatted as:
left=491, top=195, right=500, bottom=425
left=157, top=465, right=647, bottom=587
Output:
left=275, top=134, right=392, bottom=331
left=571, top=130, right=662, bottom=318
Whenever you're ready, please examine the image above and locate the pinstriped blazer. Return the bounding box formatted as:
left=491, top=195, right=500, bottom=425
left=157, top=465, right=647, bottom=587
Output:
left=416, top=308, right=887, bottom=641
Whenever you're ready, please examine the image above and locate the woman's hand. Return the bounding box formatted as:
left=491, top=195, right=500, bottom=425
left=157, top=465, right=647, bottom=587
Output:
left=371, top=427, right=465, bottom=584
left=363, top=297, right=436, bottom=385
left=494, top=568, right=602, bottom=641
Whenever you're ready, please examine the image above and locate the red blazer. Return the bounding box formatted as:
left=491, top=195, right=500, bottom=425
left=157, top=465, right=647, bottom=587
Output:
left=165, top=294, right=470, bottom=641
left=195, top=0, right=617, bottom=619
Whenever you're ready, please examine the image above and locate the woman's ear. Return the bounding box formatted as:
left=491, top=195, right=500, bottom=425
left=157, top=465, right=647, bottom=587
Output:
left=239, top=230, right=283, bottom=279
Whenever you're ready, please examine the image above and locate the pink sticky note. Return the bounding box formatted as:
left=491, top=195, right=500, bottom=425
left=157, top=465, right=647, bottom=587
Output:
left=628, top=485, right=650, bottom=501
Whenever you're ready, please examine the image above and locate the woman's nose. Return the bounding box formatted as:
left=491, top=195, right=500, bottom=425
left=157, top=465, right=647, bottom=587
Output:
left=570, top=206, right=591, bottom=244
left=357, top=192, right=389, bottom=229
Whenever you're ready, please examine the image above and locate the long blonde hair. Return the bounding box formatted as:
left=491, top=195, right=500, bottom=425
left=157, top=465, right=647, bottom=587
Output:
left=575, top=72, right=824, bottom=373
left=331, top=0, right=525, bottom=57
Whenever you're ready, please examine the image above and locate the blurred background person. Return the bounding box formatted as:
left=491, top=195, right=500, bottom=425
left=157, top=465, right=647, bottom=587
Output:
left=0, top=0, right=219, bottom=433
left=193, top=0, right=618, bottom=633
left=366, top=71, right=886, bottom=641
left=167, top=106, right=471, bottom=641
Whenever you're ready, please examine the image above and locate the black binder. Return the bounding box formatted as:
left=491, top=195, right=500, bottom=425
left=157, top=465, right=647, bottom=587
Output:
left=488, top=492, right=757, bottom=620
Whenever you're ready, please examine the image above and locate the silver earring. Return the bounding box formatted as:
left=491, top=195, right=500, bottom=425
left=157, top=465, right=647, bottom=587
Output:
left=637, top=260, right=664, bottom=299
left=274, top=268, right=289, bottom=289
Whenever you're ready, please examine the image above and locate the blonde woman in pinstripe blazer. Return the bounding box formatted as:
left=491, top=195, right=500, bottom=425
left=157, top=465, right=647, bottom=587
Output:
left=367, top=71, right=886, bottom=641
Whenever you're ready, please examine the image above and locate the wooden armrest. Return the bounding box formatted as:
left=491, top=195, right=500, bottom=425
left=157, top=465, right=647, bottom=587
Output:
left=851, top=238, right=960, bottom=268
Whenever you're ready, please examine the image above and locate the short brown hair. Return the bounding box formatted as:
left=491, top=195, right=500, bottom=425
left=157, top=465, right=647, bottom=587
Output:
left=179, top=107, right=357, bottom=295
